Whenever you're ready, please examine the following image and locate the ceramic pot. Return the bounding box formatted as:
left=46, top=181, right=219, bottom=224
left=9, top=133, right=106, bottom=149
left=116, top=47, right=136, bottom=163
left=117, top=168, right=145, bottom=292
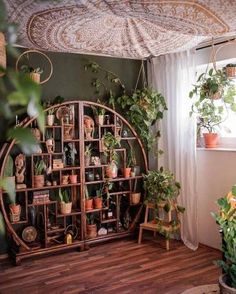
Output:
left=95, top=115, right=104, bottom=126
left=219, top=274, right=236, bottom=294
left=60, top=202, right=72, bottom=214
left=47, top=114, right=55, bottom=126
left=85, top=199, right=93, bottom=210
left=69, top=174, right=77, bottom=184
left=33, top=175, right=44, bottom=188
left=106, top=161, right=118, bottom=179
left=29, top=72, right=40, bottom=84
left=86, top=224, right=97, bottom=239
left=130, top=193, right=141, bottom=205
left=203, top=133, right=219, bottom=148
left=226, top=66, right=236, bottom=79
left=94, top=197, right=103, bottom=209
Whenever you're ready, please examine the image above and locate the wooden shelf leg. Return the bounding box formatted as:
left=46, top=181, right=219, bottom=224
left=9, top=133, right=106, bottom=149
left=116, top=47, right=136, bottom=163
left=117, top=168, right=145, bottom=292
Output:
left=166, top=239, right=170, bottom=251
left=138, top=227, right=143, bottom=244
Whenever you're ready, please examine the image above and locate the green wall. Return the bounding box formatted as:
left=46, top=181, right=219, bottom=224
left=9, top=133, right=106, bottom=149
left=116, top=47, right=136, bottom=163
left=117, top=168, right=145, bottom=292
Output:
left=0, top=50, right=141, bottom=254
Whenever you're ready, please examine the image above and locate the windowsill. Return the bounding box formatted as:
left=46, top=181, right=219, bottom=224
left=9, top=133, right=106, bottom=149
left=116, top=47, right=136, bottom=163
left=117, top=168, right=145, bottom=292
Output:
left=197, top=147, right=236, bottom=152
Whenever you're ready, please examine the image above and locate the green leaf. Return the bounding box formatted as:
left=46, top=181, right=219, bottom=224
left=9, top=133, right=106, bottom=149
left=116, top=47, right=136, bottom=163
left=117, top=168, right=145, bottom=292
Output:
left=0, top=178, right=16, bottom=204
left=7, top=91, right=28, bottom=105
left=232, top=185, right=236, bottom=196
left=7, top=127, right=39, bottom=155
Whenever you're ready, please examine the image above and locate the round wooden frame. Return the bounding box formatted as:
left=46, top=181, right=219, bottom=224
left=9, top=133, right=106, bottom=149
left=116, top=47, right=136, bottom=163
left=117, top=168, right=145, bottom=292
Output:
left=15, top=49, right=53, bottom=84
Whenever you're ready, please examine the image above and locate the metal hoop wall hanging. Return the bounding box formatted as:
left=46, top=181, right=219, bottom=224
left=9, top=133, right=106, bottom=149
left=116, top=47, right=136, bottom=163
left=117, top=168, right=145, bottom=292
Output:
left=15, top=49, right=53, bottom=84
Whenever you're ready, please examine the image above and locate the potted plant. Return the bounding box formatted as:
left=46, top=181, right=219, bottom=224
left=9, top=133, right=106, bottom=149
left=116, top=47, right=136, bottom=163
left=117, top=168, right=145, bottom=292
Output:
left=46, top=108, right=55, bottom=126
left=129, top=146, right=140, bottom=176
left=33, top=160, right=45, bottom=188
left=20, top=65, right=43, bottom=84
left=143, top=167, right=185, bottom=238
left=45, top=129, right=54, bottom=153
left=92, top=101, right=106, bottom=126
left=86, top=214, right=97, bottom=239
left=123, top=150, right=132, bottom=178
left=189, top=68, right=236, bottom=148
left=225, top=64, right=236, bottom=79
left=84, top=144, right=92, bottom=167
left=212, top=185, right=236, bottom=293
left=58, top=188, right=72, bottom=214
left=85, top=185, right=93, bottom=210
left=102, top=132, right=120, bottom=178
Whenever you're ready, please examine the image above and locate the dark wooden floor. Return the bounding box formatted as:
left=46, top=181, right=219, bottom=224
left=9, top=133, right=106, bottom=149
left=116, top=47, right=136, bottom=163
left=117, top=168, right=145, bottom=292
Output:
left=0, top=236, right=221, bottom=294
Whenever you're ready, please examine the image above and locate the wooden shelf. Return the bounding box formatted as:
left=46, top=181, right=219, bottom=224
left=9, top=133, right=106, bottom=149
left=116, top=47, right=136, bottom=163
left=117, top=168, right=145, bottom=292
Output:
left=28, top=201, right=57, bottom=207
left=101, top=218, right=117, bottom=224
left=85, top=207, right=108, bottom=214
left=57, top=209, right=82, bottom=217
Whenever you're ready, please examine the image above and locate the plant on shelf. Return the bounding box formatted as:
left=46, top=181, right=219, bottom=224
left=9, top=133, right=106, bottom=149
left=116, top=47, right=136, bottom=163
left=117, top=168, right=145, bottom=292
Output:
left=123, top=149, right=132, bottom=178
left=86, top=214, right=97, bottom=239
left=33, top=160, right=46, bottom=188
left=58, top=188, right=72, bottom=214
left=143, top=167, right=185, bottom=239
left=94, top=179, right=113, bottom=209
left=211, top=185, right=236, bottom=291
left=102, top=132, right=121, bottom=178
left=92, top=99, right=106, bottom=126
left=43, top=100, right=56, bottom=126
left=84, top=144, right=92, bottom=167
left=85, top=185, right=93, bottom=210
left=189, top=68, right=236, bottom=148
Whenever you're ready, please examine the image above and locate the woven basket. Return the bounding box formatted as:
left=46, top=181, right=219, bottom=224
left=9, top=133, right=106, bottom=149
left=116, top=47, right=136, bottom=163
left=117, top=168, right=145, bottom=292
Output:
left=0, top=32, right=6, bottom=77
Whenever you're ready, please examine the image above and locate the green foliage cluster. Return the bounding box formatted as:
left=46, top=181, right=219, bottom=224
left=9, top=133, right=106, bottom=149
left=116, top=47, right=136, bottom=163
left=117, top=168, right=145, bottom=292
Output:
left=212, top=188, right=236, bottom=289
left=20, top=65, right=43, bottom=74
left=3, top=155, right=14, bottom=177
left=34, top=160, right=45, bottom=175
left=59, top=188, right=70, bottom=203
left=189, top=68, right=236, bottom=133
left=102, top=132, right=121, bottom=162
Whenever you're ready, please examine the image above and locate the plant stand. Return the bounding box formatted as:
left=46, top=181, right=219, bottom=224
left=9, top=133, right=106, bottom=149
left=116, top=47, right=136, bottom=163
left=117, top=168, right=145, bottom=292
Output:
left=138, top=201, right=181, bottom=250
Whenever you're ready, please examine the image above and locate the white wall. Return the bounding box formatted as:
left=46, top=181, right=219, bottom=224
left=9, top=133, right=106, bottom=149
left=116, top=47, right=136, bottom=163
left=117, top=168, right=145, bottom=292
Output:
left=196, top=44, right=236, bottom=250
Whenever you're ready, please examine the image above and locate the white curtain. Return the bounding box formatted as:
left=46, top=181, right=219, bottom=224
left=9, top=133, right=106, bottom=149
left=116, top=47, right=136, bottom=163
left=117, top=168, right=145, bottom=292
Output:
left=147, top=50, right=198, bottom=250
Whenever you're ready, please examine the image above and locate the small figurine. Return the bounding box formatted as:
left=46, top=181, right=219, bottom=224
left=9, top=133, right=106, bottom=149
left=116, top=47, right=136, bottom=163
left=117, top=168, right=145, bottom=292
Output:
left=15, top=154, right=26, bottom=189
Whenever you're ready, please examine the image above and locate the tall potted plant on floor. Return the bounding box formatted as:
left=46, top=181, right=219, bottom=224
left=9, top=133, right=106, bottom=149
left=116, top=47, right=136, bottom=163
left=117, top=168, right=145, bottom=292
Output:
left=189, top=68, right=236, bottom=148
left=212, top=186, right=236, bottom=293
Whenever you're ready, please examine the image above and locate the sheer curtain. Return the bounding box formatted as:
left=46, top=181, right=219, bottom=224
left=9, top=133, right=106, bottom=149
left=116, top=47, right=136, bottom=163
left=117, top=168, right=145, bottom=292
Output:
left=148, top=50, right=198, bottom=250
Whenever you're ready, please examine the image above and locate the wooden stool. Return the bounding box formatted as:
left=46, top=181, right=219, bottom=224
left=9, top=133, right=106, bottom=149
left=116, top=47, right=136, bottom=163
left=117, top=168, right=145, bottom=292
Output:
left=138, top=202, right=180, bottom=250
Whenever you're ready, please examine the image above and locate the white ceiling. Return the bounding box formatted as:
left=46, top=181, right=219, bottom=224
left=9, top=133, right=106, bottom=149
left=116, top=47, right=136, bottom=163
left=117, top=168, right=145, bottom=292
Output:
left=4, top=0, right=236, bottom=59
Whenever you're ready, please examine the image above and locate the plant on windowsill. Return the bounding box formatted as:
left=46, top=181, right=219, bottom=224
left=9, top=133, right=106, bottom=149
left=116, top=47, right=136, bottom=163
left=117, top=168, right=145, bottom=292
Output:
left=143, top=167, right=185, bottom=239
left=58, top=188, right=72, bottom=214
left=189, top=68, right=236, bottom=148
left=211, top=185, right=236, bottom=292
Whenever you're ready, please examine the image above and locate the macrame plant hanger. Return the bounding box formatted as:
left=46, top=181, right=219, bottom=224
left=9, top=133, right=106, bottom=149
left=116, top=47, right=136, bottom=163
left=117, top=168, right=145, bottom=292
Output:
left=134, top=60, right=147, bottom=91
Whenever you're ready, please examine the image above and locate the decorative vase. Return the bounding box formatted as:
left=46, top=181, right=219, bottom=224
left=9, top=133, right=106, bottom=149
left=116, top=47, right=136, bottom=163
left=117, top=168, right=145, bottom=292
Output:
left=47, top=114, right=55, bottom=126
left=85, top=199, right=93, bottom=210
left=106, top=161, right=118, bottom=179
left=60, top=202, right=72, bottom=214
left=86, top=224, right=97, bottom=239
left=69, top=174, right=77, bottom=184
left=94, top=197, right=103, bottom=209
left=203, top=133, right=219, bottom=148
left=33, top=175, right=44, bottom=188
left=95, top=115, right=104, bottom=126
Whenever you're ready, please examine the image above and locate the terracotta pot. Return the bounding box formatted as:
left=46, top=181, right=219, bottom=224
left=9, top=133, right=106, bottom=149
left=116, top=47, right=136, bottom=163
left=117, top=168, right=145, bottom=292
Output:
left=60, top=202, right=72, bottom=214
left=123, top=167, right=131, bottom=178
left=33, top=175, right=44, bottom=188
left=29, top=72, right=40, bottom=84
left=130, top=192, right=141, bottom=205
left=94, top=197, right=103, bottom=209
left=219, top=274, right=236, bottom=294
left=226, top=66, right=236, bottom=79
left=69, top=174, right=77, bottom=184
left=203, top=133, right=219, bottom=148
left=9, top=203, right=21, bottom=215
left=85, top=199, right=93, bottom=210
left=47, top=114, right=55, bottom=126
left=86, top=224, right=97, bottom=239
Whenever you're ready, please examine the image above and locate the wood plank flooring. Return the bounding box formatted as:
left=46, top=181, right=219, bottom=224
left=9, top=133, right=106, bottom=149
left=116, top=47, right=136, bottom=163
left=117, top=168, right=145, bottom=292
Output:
left=0, top=236, right=221, bottom=294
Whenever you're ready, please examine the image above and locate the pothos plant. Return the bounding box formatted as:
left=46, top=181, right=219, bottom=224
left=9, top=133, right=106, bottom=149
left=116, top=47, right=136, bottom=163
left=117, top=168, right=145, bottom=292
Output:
left=84, top=61, right=167, bottom=152
left=189, top=68, right=236, bottom=134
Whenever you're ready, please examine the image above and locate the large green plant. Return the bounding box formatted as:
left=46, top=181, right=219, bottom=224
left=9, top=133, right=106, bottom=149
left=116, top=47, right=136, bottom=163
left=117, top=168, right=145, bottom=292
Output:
left=189, top=68, right=236, bottom=133
left=212, top=187, right=236, bottom=289
left=102, top=132, right=121, bottom=162
left=84, top=61, right=167, bottom=151
left=0, top=0, right=44, bottom=199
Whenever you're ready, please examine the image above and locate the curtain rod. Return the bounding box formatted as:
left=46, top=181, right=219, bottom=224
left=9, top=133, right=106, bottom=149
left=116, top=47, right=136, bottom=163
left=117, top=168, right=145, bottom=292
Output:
left=196, top=38, right=236, bottom=51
